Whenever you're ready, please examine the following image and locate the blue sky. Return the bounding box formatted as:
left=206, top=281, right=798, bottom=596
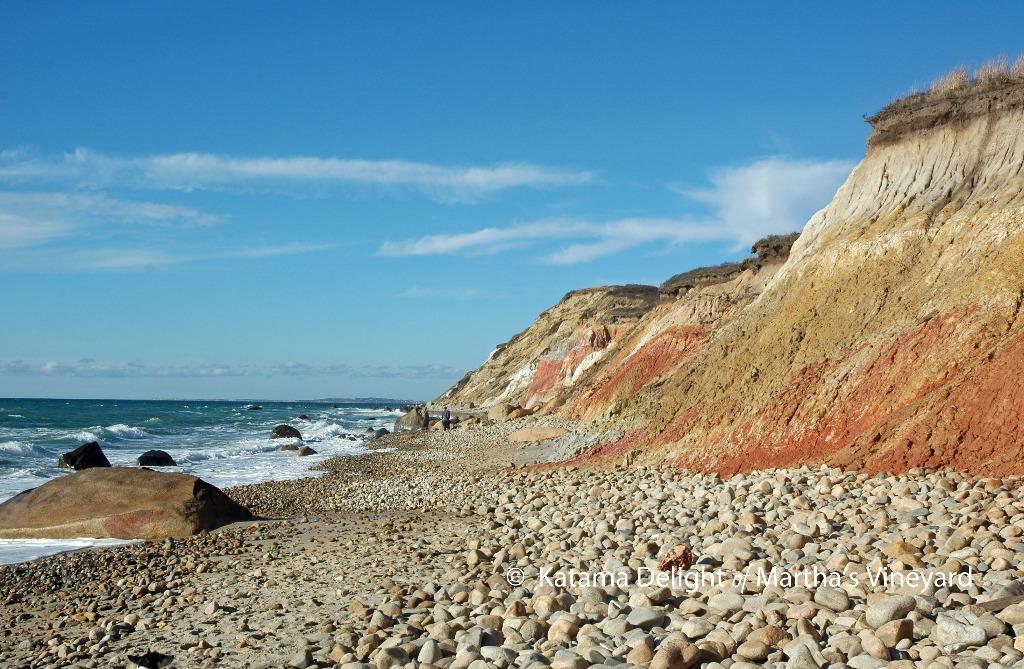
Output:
left=2, top=2, right=1022, bottom=400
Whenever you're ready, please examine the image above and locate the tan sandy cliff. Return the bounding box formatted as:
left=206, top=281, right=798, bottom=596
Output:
left=440, top=76, right=1024, bottom=475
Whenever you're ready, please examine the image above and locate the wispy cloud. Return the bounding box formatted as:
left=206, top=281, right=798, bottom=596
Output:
left=0, top=148, right=594, bottom=203
left=0, top=190, right=335, bottom=271
left=378, top=157, right=853, bottom=263
left=0, top=358, right=465, bottom=380
left=14, top=241, right=339, bottom=271
left=0, top=191, right=221, bottom=251
left=396, top=285, right=481, bottom=300
left=379, top=217, right=724, bottom=264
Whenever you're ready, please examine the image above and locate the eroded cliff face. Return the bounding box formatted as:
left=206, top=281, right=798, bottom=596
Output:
left=562, top=235, right=796, bottom=422
left=441, top=81, right=1024, bottom=475
left=439, top=236, right=797, bottom=416
left=438, top=285, right=660, bottom=410
left=609, top=83, right=1024, bottom=474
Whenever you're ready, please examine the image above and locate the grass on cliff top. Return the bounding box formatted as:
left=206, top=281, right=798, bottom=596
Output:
left=870, top=55, right=1024, bottom=122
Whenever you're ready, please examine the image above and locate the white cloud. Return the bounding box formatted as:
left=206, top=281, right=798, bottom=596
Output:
left=378, top=157, right=854, bottom=263
left=677, top=157, right=854, bottom=246
left=397, top=285, right=481, bottom=300
left=379, top=216, right=731, bottom=264
left=0, top=190, right=335, bottom=270
left=1, top=358, right=463, bottom=380
left=3, top=241, right=338, bottom=271
left=0, top=191, right=221, bottom=251
left=0, top=148, right=594, bottom=203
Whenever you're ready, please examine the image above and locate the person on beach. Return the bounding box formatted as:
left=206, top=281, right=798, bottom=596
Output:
left=422, top=407, right=430, bottom=430
left=442, top=406, right=451, bottom=431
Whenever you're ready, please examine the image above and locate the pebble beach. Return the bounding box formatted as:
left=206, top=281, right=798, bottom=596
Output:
left=1, top=418, right=1022, bottom=669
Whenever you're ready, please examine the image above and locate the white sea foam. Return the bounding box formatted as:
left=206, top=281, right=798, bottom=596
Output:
left=65, top=424, right=151, bottom=442
left=0, top=538, right=140, bottom=565
left=0, top=441, right=38, bottom=456
left=102, top=424, right=151, bottom=439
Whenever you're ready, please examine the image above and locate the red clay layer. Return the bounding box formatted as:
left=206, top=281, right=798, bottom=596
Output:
left=573, top=306, right=1024, bottom=476
left=567, top=325, right=708, bottom=419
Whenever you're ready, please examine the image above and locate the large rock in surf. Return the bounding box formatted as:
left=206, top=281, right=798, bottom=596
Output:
left=57, top=441, right=111, bottom=470
left=271, top=424, right=302, bottom=439
left=137, top=449, right=177, bottom=467
left=0, top=467, right=252, bottom=540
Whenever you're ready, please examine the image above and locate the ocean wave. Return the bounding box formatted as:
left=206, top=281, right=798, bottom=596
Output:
left=175, top=438, right=281, bottom=463
left=104, top=424, right=150, bottom=439
left=7, top=414, right=25, bottom=419
left=0, top=441, right=40, bottom=456
left=65, top=424, right=151, bottom=442
left=302, top=420, right=352, bottom=441
left=68, top=430, right=101, bottom=443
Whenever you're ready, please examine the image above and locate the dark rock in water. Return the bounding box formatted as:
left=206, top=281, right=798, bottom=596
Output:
left=373, top=428, right=389, bottom=439
left=0, top=467, right=252, bottom=540
left=278, top=444, right=299, bottom=452
left=246, top=405, right=262, bottom=411
left=137, top=450, right=177, bottom=467
left=298, top=414, right=311, bottom=421
left=296, top=446, right=316, bottom=456
left=271, top=424, right=302, bottom=439
left=58, top=442, right=111, bottom=470
left=365, top=427, right=376, bottom=433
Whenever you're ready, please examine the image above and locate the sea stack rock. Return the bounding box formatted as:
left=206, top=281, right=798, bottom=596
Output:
left=57, top=441, right=111, bottom=470
left=271, top=424, right=302, bottom=439
left=137, top=449, right=177, bottom=467
left=0, top=467, right=253, bottom=540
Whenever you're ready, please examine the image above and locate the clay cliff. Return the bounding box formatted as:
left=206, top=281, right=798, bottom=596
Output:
left=439, top=285, right=660, bottom=411
left=439, top=234, right=798, bottom=416
left=441, top=72, right=1024, bottom=475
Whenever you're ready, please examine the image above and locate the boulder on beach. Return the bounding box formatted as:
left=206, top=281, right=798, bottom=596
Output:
left=296, top=446, right=317, bottom=456
left=485, top=403, right=528, bottom=420
left=0, top=467, right=252, bottom=540
left=271, top=424, right=302, bottom=440
left=57, top=441, right=111, bottom=471
left=137, top=449, right=177, bottom=467
left=508, top=426, right=568, bottom=443
left=373, top=427, right=389, bottom=439
left=394, top=406, right=428, bottom=431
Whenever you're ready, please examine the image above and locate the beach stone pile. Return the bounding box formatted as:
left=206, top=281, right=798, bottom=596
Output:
left=1, top=423, right=1023, bottom=669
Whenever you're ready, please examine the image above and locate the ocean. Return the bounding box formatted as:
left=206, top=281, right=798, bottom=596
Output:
left=0, top=397, right=405, bottom=563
